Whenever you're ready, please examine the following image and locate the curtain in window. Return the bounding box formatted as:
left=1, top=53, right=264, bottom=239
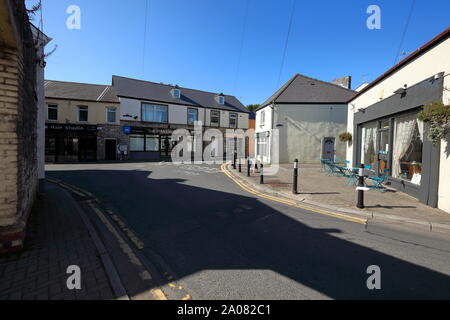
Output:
left=393, top=113, right=417, bottom=178
left=417, top=119, right=424, bottom=142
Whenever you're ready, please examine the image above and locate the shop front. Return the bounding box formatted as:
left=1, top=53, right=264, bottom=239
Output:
left=125, top=126, right=183, bottom=161
left=353, top=74, right=443, bottom=207
left=45, top=124, right=98, bottom=163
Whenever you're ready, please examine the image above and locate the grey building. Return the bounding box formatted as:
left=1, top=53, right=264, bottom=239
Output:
left=255, top=74, right=356, bottom=164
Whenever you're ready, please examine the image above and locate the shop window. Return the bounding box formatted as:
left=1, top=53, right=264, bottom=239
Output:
left=393, top=113, right=423, bottom=184
left=187, top=108, right=198, bottom=125
left=360, top=121, right=377, bottom=170
left=106, top=107, right=117, bottom=123
left=230, top=113, right=238, bottom=129
left=145, top=135, right=159, bottom=151
left=48, top=104, right=58, bottom=121
left=78, top=106, right=88, bottom=122
left=210, top=110, right=220, bottom=127
left=130, top=135, right=145, bottom=151
left=142, top=104, right=168, bottom=123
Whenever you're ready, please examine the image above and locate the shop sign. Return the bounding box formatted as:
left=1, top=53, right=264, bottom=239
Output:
left=46, top=124, right=97, bottom=132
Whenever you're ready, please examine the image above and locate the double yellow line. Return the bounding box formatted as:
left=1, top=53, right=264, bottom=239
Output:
left=220, top=163, right=367, bottom=225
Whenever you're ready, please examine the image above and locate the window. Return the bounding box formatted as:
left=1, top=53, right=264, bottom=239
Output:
left=142, top=104, right=168, bottom=123
left=106, top=107, right=117, bottom=123
left=145, top=135, right=159, bottom=151
left=78, top=106, right=88, bottom=122
left=47, top=104, right=58, bottom=121
left=257, top=133, right=269, bottom=157
left=229, top=113, right=238, bottom=129
left=130, top=135, right=145, bottom=151
left=130, top=134, right=160, bottom=152
left=260, top=110, right=265, bottom=126
left=392, top=113, right=423, bottom=184
left=218, top=96, right=225, bottom=105
left=360, top=121, right=377, bottom=170
left=172, top=89, right=181, bottom=99
left=210, top=110, right=220, bottom=127
left=187, top=108, right=198, bottom=125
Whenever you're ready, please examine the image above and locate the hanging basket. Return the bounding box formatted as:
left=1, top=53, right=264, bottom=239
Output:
left=339, top=132, right=353, bottom=143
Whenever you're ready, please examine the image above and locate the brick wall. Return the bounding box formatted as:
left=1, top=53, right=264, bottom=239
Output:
left=0, top=0, right=38, bottom=253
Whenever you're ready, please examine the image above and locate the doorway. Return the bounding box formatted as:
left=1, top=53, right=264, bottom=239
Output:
left=377, top=120, right=391, bottom=176
left=105, top=139, right=117, bottom=161
left=322, top=137, right=335, bottom=161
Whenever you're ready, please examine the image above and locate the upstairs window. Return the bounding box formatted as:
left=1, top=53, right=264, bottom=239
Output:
left=172, top=89, right=181, bottom=99
left=78, top=106, right=88, bottom=122
left=260, top=110, right=266, bottom=126
left=187, top=108, right=198, bottom=125
left=218, top=95, right=225, bottom=105
left=210, top=110, right=220, bottom=127
left=106, top=107, right=117, bottom=123
left=230, top=113, right=238, bottom=129
left=47, top=104, right=58, bottom=121
left=142, top=103, right=168, bottom=123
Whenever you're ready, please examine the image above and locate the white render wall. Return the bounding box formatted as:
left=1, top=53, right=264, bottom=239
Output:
left=255, top=105, right=273, bottom=163
left=346, top=36, right=450, bottom=213
left=119, top=97, right=248, bottom=129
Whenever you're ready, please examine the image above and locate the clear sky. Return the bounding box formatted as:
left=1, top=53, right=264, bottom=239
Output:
left=29, top=0, right=450, bottom=106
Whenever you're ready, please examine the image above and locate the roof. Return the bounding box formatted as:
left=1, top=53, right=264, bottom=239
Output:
left=45, top=80, right=119, bottom=103
left=349, top=27, right=450, bottom=102
left=112, top=75, right=249, bottom=113
left=259, top=74, right=356, bottom=109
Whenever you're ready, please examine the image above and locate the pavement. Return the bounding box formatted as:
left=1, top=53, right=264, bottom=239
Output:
left=41, top=162, right=450, bottom=300
left=0, top=180, right=166, bottom=300
left=226, top=163, right=450, bottom=235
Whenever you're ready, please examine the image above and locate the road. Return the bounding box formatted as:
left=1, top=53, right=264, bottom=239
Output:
left=46, top=162, right=450, bottom=300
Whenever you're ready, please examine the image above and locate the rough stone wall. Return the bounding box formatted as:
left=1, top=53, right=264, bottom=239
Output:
left=0, top=0, right=37, bottom=253
left=97, top=124, right=129, bottom=160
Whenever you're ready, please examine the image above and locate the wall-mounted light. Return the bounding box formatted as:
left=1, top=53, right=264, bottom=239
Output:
left=358, top=108, right=366, bottom=114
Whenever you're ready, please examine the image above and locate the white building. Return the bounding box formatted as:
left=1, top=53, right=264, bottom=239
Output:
left=112, top=76, right=250, bottom=161
left=255, top=74, right=356, bottom=164
left=346, top=27, right=450, bottom=213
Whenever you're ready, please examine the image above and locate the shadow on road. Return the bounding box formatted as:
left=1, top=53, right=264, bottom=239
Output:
left=47, top=168, right=450, bottom=300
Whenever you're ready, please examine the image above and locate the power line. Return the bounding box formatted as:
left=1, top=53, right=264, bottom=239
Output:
left=277, top=0, right=297, bottom=87
left=394, top=0, right=416, bottom=65
left=142, top=0, right=149, bottom=76
left=233, top=0, right=250, bottom=94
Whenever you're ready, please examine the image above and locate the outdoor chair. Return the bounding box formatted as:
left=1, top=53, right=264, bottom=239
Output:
left=367, top=169, right=391, bottom=192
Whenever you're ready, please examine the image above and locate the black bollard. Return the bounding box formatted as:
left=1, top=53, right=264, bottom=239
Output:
left=232, top=152, right=236, bottom=169
left=247, top=158, right=251, bottom=177
left=292, top=159, right=299, bottom=194
left=238, top=158, right=242, bottom=172
left=260, top=163, right=264, bottom=184
left=357, top=164, right=365, bottom=209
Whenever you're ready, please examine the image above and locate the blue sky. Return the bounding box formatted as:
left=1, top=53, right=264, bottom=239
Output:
left=30, top=0, right=450, bottom=106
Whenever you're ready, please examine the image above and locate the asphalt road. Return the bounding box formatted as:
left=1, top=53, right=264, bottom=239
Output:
left=46, top=162, right=450, bottom=300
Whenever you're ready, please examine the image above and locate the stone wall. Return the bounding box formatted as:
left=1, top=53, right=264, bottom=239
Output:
left=97, top=124, right=129, bottom=161
left=0, top=0, right=38, bottom=253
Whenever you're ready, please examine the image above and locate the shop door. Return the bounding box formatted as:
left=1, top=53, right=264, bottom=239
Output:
left=105, top=140, right=117, bottom=161
left=377, top=120, right=391, bottom=176
left=160, top=136, right=172, bottom=158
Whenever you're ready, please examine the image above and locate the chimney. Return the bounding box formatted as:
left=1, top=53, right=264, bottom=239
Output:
left=332, top=76, right=352, bottom=90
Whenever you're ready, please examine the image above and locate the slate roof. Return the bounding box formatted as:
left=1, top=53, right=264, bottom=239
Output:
left=44, top=80, right=119, bottom=103
left=112, top=75, right=249, bottom=113
left=259, top=74, right=356, bottom=109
